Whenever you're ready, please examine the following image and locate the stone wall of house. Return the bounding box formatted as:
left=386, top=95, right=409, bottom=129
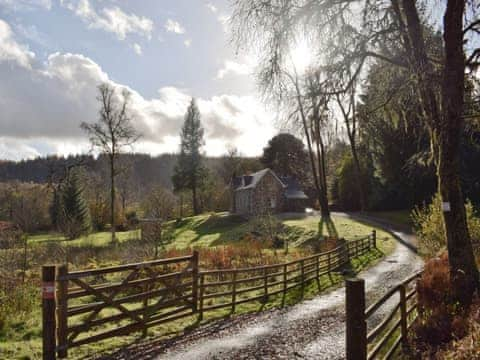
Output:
left=252, top=172, right=284, bottom=215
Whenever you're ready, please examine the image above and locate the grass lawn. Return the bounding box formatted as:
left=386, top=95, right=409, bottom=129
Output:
left=27, top=229, right=141, bottom=247
left=5, top=212, right=397, bottom=359
left=26, top=212, right=396, bottom=253
left=364, top=210, right=414, bottom=228
left=158, top=212, right=396, bottom=253
left=283, top=215, right=396, bottom=255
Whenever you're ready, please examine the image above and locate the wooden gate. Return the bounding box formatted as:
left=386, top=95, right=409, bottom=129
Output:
left=42, top=252, right=198, bottom=359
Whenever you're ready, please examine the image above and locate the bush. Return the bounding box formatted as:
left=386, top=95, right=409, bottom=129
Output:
left=412, top=193, right=480, bottom=257
left=332, top=152, right=380, bottom=211
left=411, top=253, right=472, bottom=356
left=249, top=213, right=286, bottom=244
left=125, top=210, right=139, bottom=228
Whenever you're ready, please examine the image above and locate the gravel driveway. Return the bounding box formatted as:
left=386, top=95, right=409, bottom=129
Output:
left=104, top=213, right=423, bottom=360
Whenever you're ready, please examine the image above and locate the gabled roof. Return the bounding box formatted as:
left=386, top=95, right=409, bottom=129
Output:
left=280, top=176, right=309, bottom=199
left=232, top=168, right=286, bottom=191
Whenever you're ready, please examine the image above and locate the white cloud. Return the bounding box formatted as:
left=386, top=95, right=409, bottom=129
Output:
left=132, top=43, right=142, bottom=55
left=206, top=3, right=217, bottom=13
left=184, top=39, right=191, bottom=47
left=0, top=137, right=41, bottom=161
left=0, top=0, right=51, bottom=11
left=0, top=20, right=35, bottom=68
left=216, top=59, right=252, bottom=79
left=14, top=23, right=50, bottom=48
left=0, top=20, right=274, bottom=160
left=217, top=14, right=230, bottom=32
left=61, top=0, right=153, bottom=40
left=164, top=19, right=185, bottom=34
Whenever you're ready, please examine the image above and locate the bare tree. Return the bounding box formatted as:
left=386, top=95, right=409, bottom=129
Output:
left=231, top=0, right=480, bottom=305
left=81, top=83, right=140, bottom=244
left=335, top=81, right=367, bottom=211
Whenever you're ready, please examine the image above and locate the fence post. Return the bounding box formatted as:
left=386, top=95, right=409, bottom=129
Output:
left=343, top=239, right=350, bottom=266
left=56, top=265, right=68, bottom=358
left=282, top=263, right=287, bottom=301
left=346, top=278, right=366, bottom=360
left=42, top=265, right=56, bottom=360
left=399, top=285, right=408, bottom=347
left=372, top=230, right=377, bottom=249
left=263, top=267, right=268, bottom=303
left=300, top=260, right=305, bottom=298
left=192, top=251, right=199, bottom=312
left=232, top=270, right=237, bottom=313
left=198, top=274, right=204, bottom=321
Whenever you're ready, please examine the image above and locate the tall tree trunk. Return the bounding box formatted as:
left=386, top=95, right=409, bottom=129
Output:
left=314, top=116, right=330, bottom=218
left=296, top=96, right=326, bottom=217
left=349, top=140, right=367, bottom=211
left=110, top=156, right=116, bottom=244
left=336, top=93, right=367, bottom=211
left=440, top=0, right=479, bottom=304
left=401, top=0, right=479, bottom=303
left=192, top=182, right=198, bottom=215
left=180, top=193, right=184, bottom=218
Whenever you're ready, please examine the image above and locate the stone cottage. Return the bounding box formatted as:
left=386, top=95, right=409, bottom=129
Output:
left=230, top=168, right=308, bottom=216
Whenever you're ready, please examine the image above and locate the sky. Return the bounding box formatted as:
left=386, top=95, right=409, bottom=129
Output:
left=0, top=0, right=278, bottom=161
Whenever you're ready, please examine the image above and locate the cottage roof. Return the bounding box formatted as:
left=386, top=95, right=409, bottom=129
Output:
left=280, top=176, right=309, bottom=199
left=232, top=168, right=286, bottom=191
left=232, top=169, right=308, bottom=200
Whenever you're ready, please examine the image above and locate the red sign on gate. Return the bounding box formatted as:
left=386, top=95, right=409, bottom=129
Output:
left=42, top=281, right=55, bottom=299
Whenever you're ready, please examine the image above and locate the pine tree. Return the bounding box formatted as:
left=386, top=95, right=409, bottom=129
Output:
left=172, top=98, right=205, bottom=215
left=60, top=171, right=92, bottom=239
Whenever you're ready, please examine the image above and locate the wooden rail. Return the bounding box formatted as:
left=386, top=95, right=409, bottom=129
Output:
left=196, top=234, right=375, bottom=318
left=42, top=231, right=377, bottom=359
left=345, top=270, right=422, bottom=360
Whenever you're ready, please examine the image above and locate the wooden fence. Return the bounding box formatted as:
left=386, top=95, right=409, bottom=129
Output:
left=42, top=231, right=376, bottom=359
left=345, top=271, right=422, bottom=360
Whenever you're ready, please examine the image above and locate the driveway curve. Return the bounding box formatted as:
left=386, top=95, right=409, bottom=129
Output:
left=105, top=213, right=423, bottom=360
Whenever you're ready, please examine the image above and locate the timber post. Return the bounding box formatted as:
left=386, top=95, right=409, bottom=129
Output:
left=372, top=230, right=377, bottom=249
left=300, top=259, right=305, bottom=298
left=56, top=265, right=68, bottom=358
left=346, top=278, right=367, bottom=360
left=42, top=265, right=56, bottom=360
left=399, top=284, right=408, bottom=348
left=192, top=250, right=199, bottom=312
left=232, top=270, right=237, bottom=313
left=198, top=273, right=204, bottom=321
left=263, top=267, right=268, bottom=303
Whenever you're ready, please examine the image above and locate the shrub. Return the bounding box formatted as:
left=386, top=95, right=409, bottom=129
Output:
left=412, top=193, right=480, bottom=257
left=411, top=253, right=473, bottom=356
left=249, top=213, right=286, bottom=244
left=125, top=210, right=139, bottom=229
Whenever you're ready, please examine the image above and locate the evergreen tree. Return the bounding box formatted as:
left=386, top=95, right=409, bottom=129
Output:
left=59, top=171, right=91, bottom=239
left=172, top=98, right=205, bottom=215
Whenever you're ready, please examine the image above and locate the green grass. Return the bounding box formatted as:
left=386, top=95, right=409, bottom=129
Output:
left=164, top=212, right=251, bottom=249
left=364, top=210, right=414, bottom=228
left=26, top=212, right=397, bottom=254
left=1, top=249, right=385, bottom=359
left=283, top=215, right=396, bottom=255
left=27, top=229, right=142, bottom=247
left=4, top=212, right=398, bottom=359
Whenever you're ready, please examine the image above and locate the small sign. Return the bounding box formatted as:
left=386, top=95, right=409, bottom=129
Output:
left=442, top=202, right=451, bottom=212
left=42, top=282, right=55, bottom=299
